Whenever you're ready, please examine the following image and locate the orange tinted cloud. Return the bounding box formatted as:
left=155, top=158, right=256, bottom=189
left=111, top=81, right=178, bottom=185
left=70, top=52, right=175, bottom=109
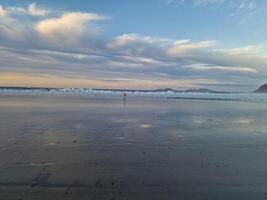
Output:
left=0, top=72, right=221, bottom=89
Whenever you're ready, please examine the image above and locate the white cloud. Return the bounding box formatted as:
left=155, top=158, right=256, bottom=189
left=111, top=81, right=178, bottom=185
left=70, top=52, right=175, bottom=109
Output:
left=107, top=33, right=171, bottom=49
left=107, top=33, right=141, bottom=48
left=216, top=44, right=266, bottom=56
left=28, top=3, right=49, bottom=16
left=0, top=3, right=49, bottom=17
left=35, top=12, right=106, bottom=45
left=168, top=40, right=216, bottom=56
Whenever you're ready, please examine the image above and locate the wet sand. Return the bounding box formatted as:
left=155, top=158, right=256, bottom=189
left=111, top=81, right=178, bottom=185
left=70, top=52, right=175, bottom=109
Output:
left=0, top=95, right=267, bottom=200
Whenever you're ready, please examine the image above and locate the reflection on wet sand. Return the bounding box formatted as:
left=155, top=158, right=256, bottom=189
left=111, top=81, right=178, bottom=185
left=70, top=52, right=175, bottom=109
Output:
left=0, top=95, right=267, bottom=200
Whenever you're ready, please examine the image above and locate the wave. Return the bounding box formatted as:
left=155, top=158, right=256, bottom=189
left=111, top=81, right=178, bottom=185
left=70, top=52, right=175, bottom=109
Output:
left=1, top=88, right=267, bottom=103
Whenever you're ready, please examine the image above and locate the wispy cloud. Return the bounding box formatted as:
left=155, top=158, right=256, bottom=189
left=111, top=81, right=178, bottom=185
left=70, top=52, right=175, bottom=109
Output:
left=161, top=0, right=267, bottom=25
left=168, top=40, right=216, bottom=56
left=193, top=0, right=225, bottom=7
left=184, top=64, right=258, bottom=73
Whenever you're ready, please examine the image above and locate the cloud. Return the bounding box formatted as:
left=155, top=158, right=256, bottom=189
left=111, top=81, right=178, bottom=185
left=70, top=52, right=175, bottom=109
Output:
left=193, top=0, right=225, bottom=7
left=168, top=40, right=216, bottom=56
left=106, top=33, right=171, bottom=60
left=27, top=3, right=49, bottom=16
left=35, top=12, right=107, bottom=46
left=107, top=33, right=141, bottom=48
left=0, top=3, right=51, bottom=43
left=107, top=34, right=217, bottom=63
left=161, top=0, right=225, bottom=7
left=107, top=33, right=171, bottom=49
left=0, top=3, right=49, bottom=17
left=184, top=64, right=258, bottom=73
left=216, top=44, right=266, bottom=56
left=162, top=0, right=266, bottom=25
left=0, top=17, right=29, bottom=42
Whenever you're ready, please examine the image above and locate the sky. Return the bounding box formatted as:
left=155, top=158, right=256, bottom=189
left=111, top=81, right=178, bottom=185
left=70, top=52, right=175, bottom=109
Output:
left=0, top=0, right=266, bottom=91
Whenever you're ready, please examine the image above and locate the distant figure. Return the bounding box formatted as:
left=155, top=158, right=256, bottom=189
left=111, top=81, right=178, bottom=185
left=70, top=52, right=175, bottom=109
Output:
left=123, top=91, right=127, bottom=106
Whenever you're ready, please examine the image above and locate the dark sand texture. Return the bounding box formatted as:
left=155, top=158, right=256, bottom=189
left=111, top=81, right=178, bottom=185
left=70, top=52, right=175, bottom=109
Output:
left=0, top=95, right=267, bottom=200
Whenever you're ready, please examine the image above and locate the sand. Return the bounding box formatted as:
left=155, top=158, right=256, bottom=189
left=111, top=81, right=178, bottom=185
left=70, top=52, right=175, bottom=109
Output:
left=0, top=95, right=267, bottom=200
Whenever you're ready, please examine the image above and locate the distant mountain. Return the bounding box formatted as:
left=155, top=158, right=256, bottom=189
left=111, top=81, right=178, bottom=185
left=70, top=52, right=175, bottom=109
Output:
left=255, top=83, right=267, bottom=93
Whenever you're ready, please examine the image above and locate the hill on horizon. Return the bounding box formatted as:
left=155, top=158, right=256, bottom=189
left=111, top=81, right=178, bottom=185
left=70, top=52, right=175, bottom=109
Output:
left=255, top=83, right=267, bottom=93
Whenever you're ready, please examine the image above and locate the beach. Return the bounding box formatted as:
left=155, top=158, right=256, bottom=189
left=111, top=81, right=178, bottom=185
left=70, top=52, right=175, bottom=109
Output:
left=0, top=95, right=267, bottom=200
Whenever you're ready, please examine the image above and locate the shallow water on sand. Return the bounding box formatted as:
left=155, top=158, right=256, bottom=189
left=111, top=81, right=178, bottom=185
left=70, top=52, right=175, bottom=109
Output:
left=0, top=95, right=267, bottom=200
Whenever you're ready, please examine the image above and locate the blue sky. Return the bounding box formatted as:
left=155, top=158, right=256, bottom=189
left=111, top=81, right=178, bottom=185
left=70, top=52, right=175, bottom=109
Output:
left=0, top=0, right=266, bottom=91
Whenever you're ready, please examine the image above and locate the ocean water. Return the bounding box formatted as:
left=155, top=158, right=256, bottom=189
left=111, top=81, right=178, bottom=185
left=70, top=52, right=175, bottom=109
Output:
left=0, top=94, right=267, bottom=200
